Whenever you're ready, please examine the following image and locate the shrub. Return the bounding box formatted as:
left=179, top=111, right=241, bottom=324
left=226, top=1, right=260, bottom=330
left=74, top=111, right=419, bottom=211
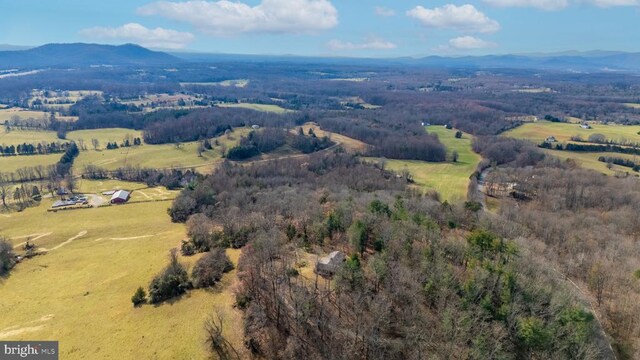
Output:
left=0, top=238, right=16, bottom=276
left=148, top=250, right=191, bottom=303
left=180, top=240, right=196, bottom=256
left=131, top=286, right=147, bottom=307
left=191, top=248, right=234, bottom=288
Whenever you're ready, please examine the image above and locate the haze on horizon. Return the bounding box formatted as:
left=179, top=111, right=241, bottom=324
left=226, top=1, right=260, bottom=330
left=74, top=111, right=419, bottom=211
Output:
left=2, top=0, right=640, bottom=58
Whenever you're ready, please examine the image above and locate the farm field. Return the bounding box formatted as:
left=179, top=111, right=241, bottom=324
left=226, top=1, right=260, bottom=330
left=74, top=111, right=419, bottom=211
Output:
left=74, top=142, right=221, bottom=171
left=216, top=102, right=291, bottom=114
left=1, top=127, right=252, bottom=174
left=504, top=121, right=640, bottom=175
left=0, top=129, right=61, bottom=144
left=0, top=153, right=60, bottom=173
left=75, top=179, right=179, bottom=202
left=0, top=108, right=77, bottom=122
left=366, top=126, right=481, bottom=202
left=539, top=149, right=640, bottom=175
left=67, top=128, right=142, bottom=145
left=0, top=194, right=246, bottom=359
left=504, top=121, right=640, bottom=143
left=74, top=127, right=252, bottom=172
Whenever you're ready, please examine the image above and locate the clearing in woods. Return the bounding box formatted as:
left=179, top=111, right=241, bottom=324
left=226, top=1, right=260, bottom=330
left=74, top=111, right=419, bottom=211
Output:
left=181, top=79, right=249, bottom=88
left=216, top=102, right=291, bottom=114
left=0, top=186, right=246, bottom=359
left=367, top=125, right=481, bottom=202
left=296, top=123, right=368, bottom=153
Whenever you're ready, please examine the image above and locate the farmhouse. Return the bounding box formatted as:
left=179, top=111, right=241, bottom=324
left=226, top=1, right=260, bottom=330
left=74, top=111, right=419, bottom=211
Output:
left=580, top=123, right=592, bottom=129
left=545, top=136, right=557, bottom=143
left=110, top=190, right=130, bottom=204
left=315, top=251, right=346, bottom=276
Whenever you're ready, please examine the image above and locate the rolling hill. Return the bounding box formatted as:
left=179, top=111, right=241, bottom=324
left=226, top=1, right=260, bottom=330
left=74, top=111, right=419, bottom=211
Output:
left=0, top=43, right=181, bottom=68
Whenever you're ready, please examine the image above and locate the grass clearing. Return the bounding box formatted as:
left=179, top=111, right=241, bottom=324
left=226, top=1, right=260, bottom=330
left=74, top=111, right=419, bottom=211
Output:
left=0, top=108, right=76, bottom=122
left=297, top=123, right=368, bottom=153
left=68, top=128, right=142, bottom=145
left=366, top=126, right=481, bottom=202
left=216, top=102, right=291, bottom=114
left=624, top=103, right=640, bottom=109
left=74, top=142, right=221, bottom=171
left=1, top=127, right=252, bottom=175
left=0, top=153, right=60, bottom=173
left=328, top=78, right=368, bottom=82
left=180, top=79, right=249, bottom=88
left=0, top=129, right=61, bottom=144
left=504, top=121, right=640, bottom=175
left=0, top=193, right=246, bottom=359
left=539, top=149, right=640, bottom=175
left=503, top=121, right=640, bottom=144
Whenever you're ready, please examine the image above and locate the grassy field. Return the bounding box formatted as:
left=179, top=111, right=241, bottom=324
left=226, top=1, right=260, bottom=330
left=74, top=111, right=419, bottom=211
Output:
left=0, top=190, right=246, bottom=359
left=1, top=127, right=252, bottom=174
left=0, top=129, right=61, bottom=144
left=216, top=102, right=291, bottom=114
left=367, top=126, right=481, bottom=202
left=74, top=142, right=221, bottom=171
left=180, top=79, right=249, bottom=88
left=0, top=108, right=77, bottom=122
left=539, top=149, right=640, bottom=175
left=504, top=121, right=640, bottom=175
left=624, top=103, right=640, bottom=109
left=503, top=121, right=640, bottom=143
left=67, top=128, right=142, bottom=145
left=297, top=123, right=368, bottom=153
left=0, top=153, right=61, bottom=173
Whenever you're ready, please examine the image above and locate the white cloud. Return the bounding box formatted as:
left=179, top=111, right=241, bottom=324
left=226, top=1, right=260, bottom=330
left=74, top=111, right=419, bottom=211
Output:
left=484, top=0, right=640, bottom=9
left=407, top=4, right=500, bottom=33
left=483, top=0, right=569, bottom=10
left=327, top=37, right=397, bottom=51
left=448, top=36, right=497, bottom=49
left=138, top=0, right=338, bottom=36
left=80, top=23, right=194, bottom=49
left=374, top=6, right=396, bottom=17
left=587, top=0, right=640, bottom=6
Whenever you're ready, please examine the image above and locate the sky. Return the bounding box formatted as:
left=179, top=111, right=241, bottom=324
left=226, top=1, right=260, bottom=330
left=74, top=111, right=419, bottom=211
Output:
left=1, top=0, right=640, bottom=57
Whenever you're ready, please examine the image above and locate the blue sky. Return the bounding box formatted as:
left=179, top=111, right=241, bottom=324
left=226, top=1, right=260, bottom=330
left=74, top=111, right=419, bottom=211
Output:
left=2, top=0, right=640, bottom=57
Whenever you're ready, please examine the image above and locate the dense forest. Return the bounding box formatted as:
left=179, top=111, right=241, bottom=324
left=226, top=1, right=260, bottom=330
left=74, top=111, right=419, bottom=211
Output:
left=166, top=153, right=607, bottom=359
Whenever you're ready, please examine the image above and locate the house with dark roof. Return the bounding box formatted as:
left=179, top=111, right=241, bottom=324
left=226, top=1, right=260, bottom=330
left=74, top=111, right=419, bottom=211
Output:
left=315, top=251, right=346, bottom=276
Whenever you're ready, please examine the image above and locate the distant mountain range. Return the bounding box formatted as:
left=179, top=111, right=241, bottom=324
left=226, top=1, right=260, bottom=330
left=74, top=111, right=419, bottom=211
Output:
left=1, top=43, right=640, bottom=72
left=172, top=50, right=640, bottom=72
left=0, top=43, right=180, bottom=68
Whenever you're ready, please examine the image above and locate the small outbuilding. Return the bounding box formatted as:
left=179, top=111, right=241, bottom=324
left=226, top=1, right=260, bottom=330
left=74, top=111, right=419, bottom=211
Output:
left=315, top=251, right=346, bottom=276
left=110, top=190, right=130, bottom=204
left=545, top=136, right=557, bottom=143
